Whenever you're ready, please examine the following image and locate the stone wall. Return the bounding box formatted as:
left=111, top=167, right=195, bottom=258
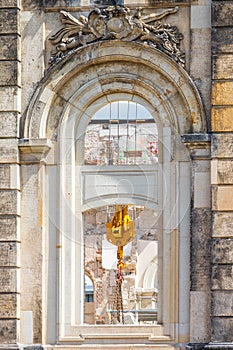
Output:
left=0, top=0, right=21, bottom=347
left=211, top=0, right=233, bottom=343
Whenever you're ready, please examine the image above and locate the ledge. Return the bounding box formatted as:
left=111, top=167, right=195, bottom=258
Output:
left=43, top=1, right=192, bottom=13
left=187, top=343, right=233, bottom=350
left=205, top=344, right=233, bottom=350
left=181, top=134, right=211, bottom=144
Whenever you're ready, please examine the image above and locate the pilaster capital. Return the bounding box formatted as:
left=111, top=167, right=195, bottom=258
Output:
left=181, top=134, right=211, bottom=160
left=19, top=138, right=52, bottom=164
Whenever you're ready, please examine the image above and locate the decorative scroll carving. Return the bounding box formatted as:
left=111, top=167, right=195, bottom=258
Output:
left=49, top=6, right=185, bottom=67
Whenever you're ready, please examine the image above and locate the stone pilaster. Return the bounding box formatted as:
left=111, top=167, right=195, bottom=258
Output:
left=182, top=134, right=211, bottom=344
left=19, top=139, right=51, bottom=345
left=211, top=1, right=233, bottom=343
left=190, top=0, right=211, bottom=128
left=0, top=0, right=21, bottom=347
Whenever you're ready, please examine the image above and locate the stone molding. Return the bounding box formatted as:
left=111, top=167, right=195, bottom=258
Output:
left=22, top=41, right=206, bottom=139
left=187, top=343, right=233, bottom=350
left=43, top=0, right=193, bottom=11
left=181, top=134, right=211, bottom=143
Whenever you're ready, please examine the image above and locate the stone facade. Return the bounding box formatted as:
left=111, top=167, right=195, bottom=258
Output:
left=0, top=0, right=233, bottom=349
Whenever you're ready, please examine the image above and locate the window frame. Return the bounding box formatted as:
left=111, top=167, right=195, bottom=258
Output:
left=55, top=96, right=190, bottom=344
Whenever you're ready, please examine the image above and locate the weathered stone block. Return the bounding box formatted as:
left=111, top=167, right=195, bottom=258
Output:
left=0, top=9, right=19, bottom=34
left=213, top=55, right=233, bottom=80
left=215, top=160, right=233, bottom=184
left=213, top=212, right=233, bottom=238
left=0, top=293, right=18, bottom=318
left=0, top=319, right=18, bottom=344
left=149, top=0, right=189, bottom=3
left=23, top=0, right=79, bottom=11
left=0, top=268, right=18, bottom=292
left=0, top=61, right=18, bottom=86
left=0, top=216, right=19, bottom=241
left=43, top=0, right=81, bottom=5
left=194, top=172, right=210, bottom=208
left=212, top=134, right=233, bottom=158
left=212, top=265, right=233, bottom=290
left=0, top=242, right=19, bottom=267
left=212, top=82, right=233, bottom=106
left=190, top=28, right=211, bottom=119
left=212, top=186, right=233, bottom=211
left=0, top=190, right=19, bottom=215
left=0, top=112, right=18, bottom=137
left=191, top=6, right=211, bottom=29
left=0, top=164, right=19, bottom=189
left=191, top=208, right=211, bottom=291
left=212, top=107, right=233, bottom=132
left=0, top=35, right=19, bottom=60
left=0, top=165, right=10, bottom=188
left=0, top=86, right=21, bottom=112
left=212, top=2, right=233, bottom=27
left=190, top=291, right=211, bottom=342
left=0, top=0, right=19, bottom=6
left=0, top=164, right=20, bottom=190
left=211, top=291, right=233, bottom=316
left=212, top=28, right=233, bottom=53
left=211, top=317, right=233, bottom=342
left=212, top=238, right=233, bottom=264
left=0, top=139, right=18, bottom=163
left=193, top=160, right=210, bottom=172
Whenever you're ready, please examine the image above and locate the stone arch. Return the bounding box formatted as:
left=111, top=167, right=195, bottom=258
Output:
left=143, top=257, right=158, bottom=290
left=22, top=41, right=206, bottom=140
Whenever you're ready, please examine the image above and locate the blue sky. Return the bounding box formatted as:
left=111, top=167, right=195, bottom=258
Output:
left=93, top=101, right=153, bottom=121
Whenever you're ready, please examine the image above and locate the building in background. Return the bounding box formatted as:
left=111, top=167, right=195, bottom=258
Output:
left=0, top=0, right=232, bottom=349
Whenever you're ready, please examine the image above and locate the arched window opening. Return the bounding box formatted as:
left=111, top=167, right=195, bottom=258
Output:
left=84, top=101, right=158, bottom=165
left=84, top=205, right=158, bottom=325
left=23, top=40, right=198, bottom=344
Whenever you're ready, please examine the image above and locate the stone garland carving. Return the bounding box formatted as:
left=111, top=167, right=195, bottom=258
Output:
left=49, top=5, right=185, bottom=67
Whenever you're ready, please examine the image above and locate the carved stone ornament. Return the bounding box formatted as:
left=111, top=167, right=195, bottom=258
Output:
left=49, top=5, right=185, bottom=67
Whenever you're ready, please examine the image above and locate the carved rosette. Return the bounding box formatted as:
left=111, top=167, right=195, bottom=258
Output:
left=49, top=5, right=185, bottom=67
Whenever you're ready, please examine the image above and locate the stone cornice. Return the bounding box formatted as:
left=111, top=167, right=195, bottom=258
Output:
left=181, top=133, right=211, bottom=144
